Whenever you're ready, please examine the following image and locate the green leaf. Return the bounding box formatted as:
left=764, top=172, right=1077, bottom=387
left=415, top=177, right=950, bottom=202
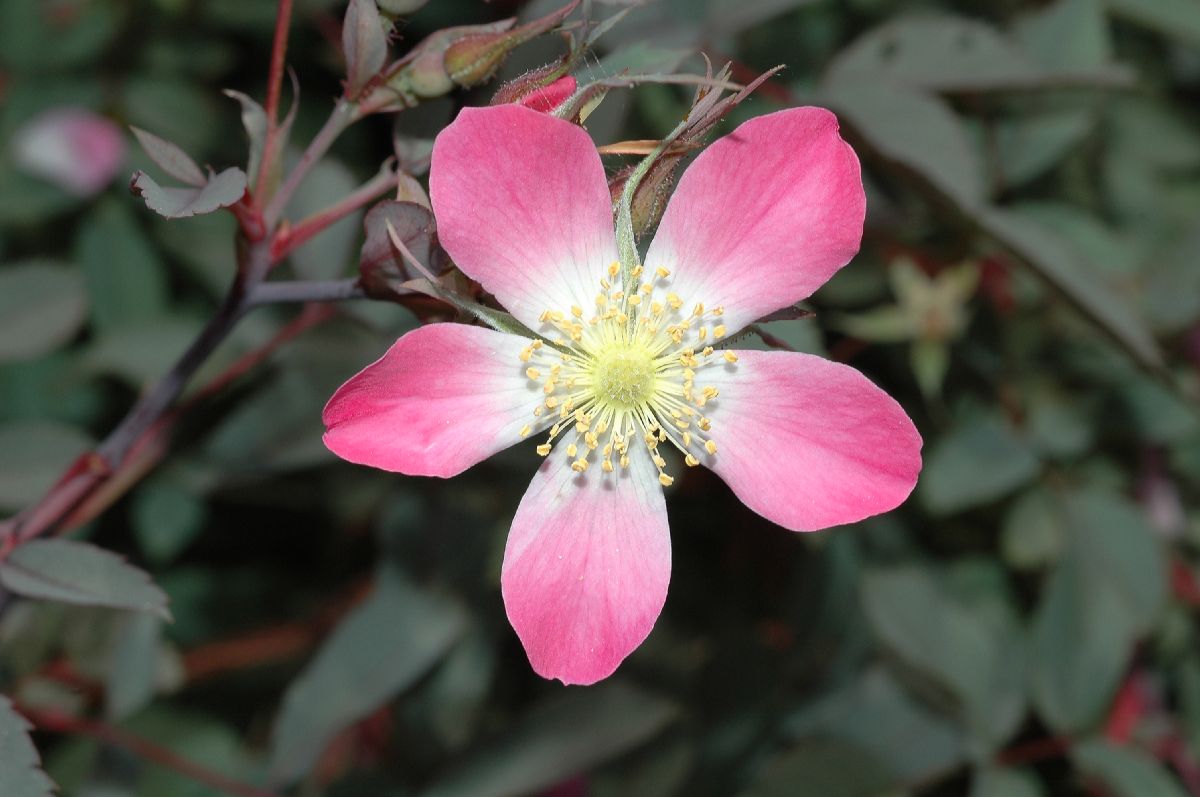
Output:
left=0, top=694, right=56, bottom=797
left=861, top=566, right=1026, bottom=752
left=0, top=261, right=87, bottom=363
left=131, top=167, right=248, bottom=219
left=0, top=0, right=119, bottom=71
left=105, top=613, right=164, bottom=720
left=1071, top=739, right=1188, bottom=797
left=0, top=420, right=92, bottom=510
left=122, top=77, right=221, bottom=157
left=420, top=682, right=678, bottom=797
left=970, top=767, right=1045, bottom=797
left=828, top=15, right=1041, bottom=92
left=920, top=413, right=1040, bottom=514
left=822, top=80, right=986, bottom=210
left=739, top=739, right=896, bottom=797
left=130, top=127, right=206, bottom=187
left=910, top=339, right=949, bottom=400
left=975, top=207, right=1164, bottom=373
left=1001, top=488, right=1066, bottom=571
left=131, top=481, right=207, bottom=565
left=0, top=540, right=170, bottom=620
left=1014, top=0, right=1114, bottom=70
left=784, top=668, right=966, bottom=782
left=994, top=111, right=1095, bottom=189
left=268, top=568, right=466, bottom=783
left=74, top=200, right=170, bottom=333
left=1104, top=0, right=1200, bottom=47
left=1030, top=490, right=1167, bottom=733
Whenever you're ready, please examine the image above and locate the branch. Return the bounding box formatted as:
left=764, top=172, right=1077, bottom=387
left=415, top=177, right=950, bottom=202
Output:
left=19, top=704, right=282, bottom=797
left=256, top=0, right=294, bottom=196
left=249, top=279, right=367, bottom=306
left=272, top=161, right=398, bottom=262
left=263, top=100, right=358, bottom=228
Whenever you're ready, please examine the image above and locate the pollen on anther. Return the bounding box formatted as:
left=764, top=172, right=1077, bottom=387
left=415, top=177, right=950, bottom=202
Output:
left=571, top=458, right=589, bottom=473
left=713, top=325, right=727, bottom=338
left=536, top=443, right=552, bottom=456
left=705, top=440, right=718, bottom=455
left=525, top=367, right=540, bottom=380
left=658, top=473, right=674, bottom=487
left=566, top=443, right=578, bottom=458
left=656, top=266, right=671, bottom=278
left=519, top=424, right=531, bottom=437
left=723, top=351, right=738, bottom=363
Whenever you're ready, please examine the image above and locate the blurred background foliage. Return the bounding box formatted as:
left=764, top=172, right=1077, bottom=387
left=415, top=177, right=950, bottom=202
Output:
left=1, top=0, right=1200, bottom=795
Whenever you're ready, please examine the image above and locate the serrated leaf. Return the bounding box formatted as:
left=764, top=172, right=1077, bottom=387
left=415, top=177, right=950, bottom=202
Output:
left=0, top=695, right=56, bottom=797
left=0, top=260, right=87, bottom=362
left=343, top=0, right=388, bottom=96
left=129, top=126, right=206, bottom=187
left=1072, top=739, right=1188, bottom=797
left=130, top=167, right=247, bottom=219
left=420, top=681, right=678, bottom=797
left=0, top=540, right=170, bottom=620
left=268, top=568, right=465, bottom=783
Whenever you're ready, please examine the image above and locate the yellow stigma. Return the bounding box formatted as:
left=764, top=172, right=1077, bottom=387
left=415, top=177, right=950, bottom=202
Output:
left=517, top=259, right=736, bottom=484
left=592, top=344, right=655, bottom=410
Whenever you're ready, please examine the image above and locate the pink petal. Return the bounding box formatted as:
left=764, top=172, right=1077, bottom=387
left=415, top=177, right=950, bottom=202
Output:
left=502, top=450, right=670, bottom=685
left=322, top=323, right=541, bottom=477
left=644, top=107, right=865, bottom=333
left=12, top=108, right=127, bottom=197
left=703, top=350, right=921, bottom=531
left=429, top=105, right=618, bottom=331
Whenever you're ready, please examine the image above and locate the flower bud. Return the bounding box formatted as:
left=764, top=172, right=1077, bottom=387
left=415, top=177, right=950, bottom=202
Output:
left=397, top=20, right=518, bottom=99
left=608, top=153, right=680, bottom=240
left=443, top=0, right=579, bottom=90
left=491, top=52, right=576, bottom=112
left=12, top=108, right=125, bottom=198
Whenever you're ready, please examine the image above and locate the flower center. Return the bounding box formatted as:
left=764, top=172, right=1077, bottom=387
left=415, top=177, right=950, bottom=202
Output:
left=516, top=261, right=736, bottom=486
left=592, top=343, right=655, bottom=410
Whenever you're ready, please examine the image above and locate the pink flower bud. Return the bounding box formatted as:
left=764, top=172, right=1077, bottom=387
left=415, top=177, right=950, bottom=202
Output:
left=442, top=0, right=579, bottom=90
left=12, top=108, right=126, bottom=198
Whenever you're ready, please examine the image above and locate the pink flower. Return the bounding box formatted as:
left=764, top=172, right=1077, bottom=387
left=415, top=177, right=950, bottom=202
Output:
left=323, top=104, right=922, bottom=685
left=12, top=108, right=126, bottom=198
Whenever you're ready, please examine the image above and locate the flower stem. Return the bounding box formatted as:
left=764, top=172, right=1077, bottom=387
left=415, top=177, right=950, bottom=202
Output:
left=263, top=99, right=357, bottom=228
left=249, top=278, right=367, bottom=306
left=272, top=160, right=397, bottom=262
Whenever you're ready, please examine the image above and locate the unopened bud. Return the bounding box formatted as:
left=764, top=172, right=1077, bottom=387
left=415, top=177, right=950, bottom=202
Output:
left=609, top=153, right=682, bottom=240
left=399, top=20, right=518, bottom=99
left=492, top=50, right=577, bottom=112
left=443, top=0, right=579, bottom=89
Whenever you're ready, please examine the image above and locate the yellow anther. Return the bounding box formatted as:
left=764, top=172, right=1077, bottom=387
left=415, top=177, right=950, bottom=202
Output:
left=641, top=283, right=653, bottom=294
left=627, top=295, right=642, bottom=307
left=667, top=293, right=683, bottom=309
left=608, top=262, right=620, bottom=277
left=532, top=339, right=544, bottom=349
left=705, top=440, right=718, bottom=455
left=595, top=420, right=608, bottom=435
left=683, top=432, right=692, bottom=447
left=536, top=443, right=552, bottom=456
left=585, top=431, right=599, bottom=449
left=571, top=305, right=583, bottom=318
left=712, top=306, right=724, bottom=316
left=543, top=382, right=556, bottom=395
left=519, top=347, right=533, bottom=362
left=574, top=409, right=589, bottom=427
left=596, top=294, right=607, bottom=307
left=685, top=453, right=699, bottom=467
left=519, top=424, right=532, bottom=437
left=723, top=351, right=739, bottom=363
left=620, top=454, right=630, bottom=468
left=526, top=367, right=540, bottom=380
left=692, top=303, right=705, bottom=317
left=713, top=325, right=727, bottom=338
left=702, top=346, right=714, bottom=357
left=656, top=266, right=671, bottom=278
left=566, top=443, right=578, bottom=458
left=651, top=302, right=664, bottom=315
left=644, top=432, right=657, bottom=447
left=545, top=396, right=559, bottom=409
left=571, top=458, right=589, bottom=473
left=658, top=472, right=674, bottom=487
left=602, top=459, right=614, bottom=473
left=699, top=418, right=712, bottom=431
left=653, top=454, right=667, bottom=468
left=698, top=327, right=708, bottom=341
left=533, top=406, right=545, bottom=416
left=703, top=387, right=720, bottom=400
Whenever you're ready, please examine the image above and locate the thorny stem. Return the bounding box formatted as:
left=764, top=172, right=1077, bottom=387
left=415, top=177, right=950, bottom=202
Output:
left=256, top=0, right=294, bottom=197
left=263, top=99, right=358, bottom=227
left=19, top=704, right=282, bottom=797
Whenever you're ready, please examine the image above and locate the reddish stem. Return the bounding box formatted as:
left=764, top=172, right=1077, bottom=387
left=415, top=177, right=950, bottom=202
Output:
left=256, top=0, right=294, bottom=200
left=19, top=704, right=281, bottom=797
left=271, top=164, right=397, bottom=262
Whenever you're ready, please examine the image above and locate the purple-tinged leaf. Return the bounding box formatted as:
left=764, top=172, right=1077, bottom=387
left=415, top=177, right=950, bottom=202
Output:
left=131, top=167, right=247, bottom=219
left=343, top=0, right=388, bottom=97
left=130, top=126, right=206, bottom=187
left=0, top=539, right=171, bottom=620
left=360, top=200, right=436, bottom=286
